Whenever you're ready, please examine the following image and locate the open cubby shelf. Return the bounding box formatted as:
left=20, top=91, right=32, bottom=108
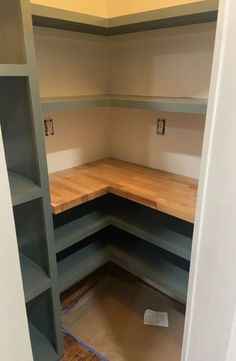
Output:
left=29, top=322, right=60, bottom=361
left=0, top=1, right=63, bottom=359
left=8, top=172, right=42, bottom=206
left=20, top=253, right=51, bottom=303
left=41, top=94, right=208, bottom=115
left=32, top=2, right=218, bottom=36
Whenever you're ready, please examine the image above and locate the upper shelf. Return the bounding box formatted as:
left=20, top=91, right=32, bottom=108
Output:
left=41, top=95, right=207, bottom=115
left=32, top=2, right=218, bottom=36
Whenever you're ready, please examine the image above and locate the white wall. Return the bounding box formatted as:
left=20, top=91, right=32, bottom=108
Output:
left=0, top=130, right=33, bottom=361
left=108, top=23, right=215, bottom=98
left=108, top=108, right=205, bottom=178
left=182, top=0, right=236, bottom=360
left=34, top=23, right=216, bottom=178
left=108, top=23, right=215, bottom=178
left=44, top=109, right=109, bottom=173
left=34, top=27, right=109, bottom=97
left=34, top=27, right=109, bottom=173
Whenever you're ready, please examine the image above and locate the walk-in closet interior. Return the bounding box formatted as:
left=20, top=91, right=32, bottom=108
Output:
left=0, top=1, right=219, bottom=360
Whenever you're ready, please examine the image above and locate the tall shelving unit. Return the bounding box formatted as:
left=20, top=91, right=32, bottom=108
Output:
left=0, top=1, right=63, bottom=360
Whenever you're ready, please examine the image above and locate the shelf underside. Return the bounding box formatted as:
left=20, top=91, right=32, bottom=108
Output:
left=41, top=94, right=207, bottom=115
left=8, top=172, right=42, bottom=206
left=20, top=254, right=51, bottom=303
left=32, top=3, right=218, bottom=36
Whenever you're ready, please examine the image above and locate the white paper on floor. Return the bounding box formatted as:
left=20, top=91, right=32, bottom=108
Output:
left=144, top=309, right=169, bottom=327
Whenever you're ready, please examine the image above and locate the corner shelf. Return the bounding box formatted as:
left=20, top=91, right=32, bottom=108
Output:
left=41, top=94, right=207, bottom=115
left=58, top=241, right=108, bottom=293
left=8, top=172, right=42, bottom=206
left=110, top=210, right=192, bottom=261
left=29, top=322, right=60, bottom=361
left=20, top=253, right=51, bottom=303
left=32, top=3, right=218, bottom=36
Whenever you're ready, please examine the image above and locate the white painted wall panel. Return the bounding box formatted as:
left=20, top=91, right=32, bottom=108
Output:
left=182, top=0, right=236, bottom=360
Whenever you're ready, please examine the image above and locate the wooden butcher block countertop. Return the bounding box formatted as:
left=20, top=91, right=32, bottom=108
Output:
left=49, top=158, right=198, bottom=223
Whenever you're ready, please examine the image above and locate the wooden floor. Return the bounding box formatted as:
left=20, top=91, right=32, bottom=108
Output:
left=62, top=335, right=100, bottom=361
left=61, top=266, right=110, bottom=361
left=49, top=158, right=197, bottom=222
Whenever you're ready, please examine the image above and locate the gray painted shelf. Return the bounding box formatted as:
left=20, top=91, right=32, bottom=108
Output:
left=41, top=95, right=109, bottom=112
left=58, top=241, right=108, bottom=293
left=55, top=211, right=110, bottom=253
left=0, top=64, right=29, bottom=77
left=32, top=3, right=217, bottom=36
left=108, top=240, right=189, bottom=304
left=0, top=0, right=64, bottom=358
left=41, top=94, right=208, bottom=114
left=29, top=322, right=60, bottom=361
left=20, top=253, right=51, bottom=303
left=8, top=172, right=42, bottom=206
left=110, top=212, right=192, bottom=261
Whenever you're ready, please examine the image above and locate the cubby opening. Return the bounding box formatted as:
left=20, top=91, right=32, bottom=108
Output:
left=13, top=199, right=50, bottom=276
left=0, top=77, right=39, bottom=184
left=27, top=290, right=59, bottom=361
left=0, top=1, right=26, bottom=64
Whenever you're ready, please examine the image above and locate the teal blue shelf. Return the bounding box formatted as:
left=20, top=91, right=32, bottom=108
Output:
left=41, top=95, right=207, bottom=115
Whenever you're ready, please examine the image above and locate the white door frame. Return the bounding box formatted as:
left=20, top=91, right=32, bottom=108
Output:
left=182, top=1, right=236, bottom=360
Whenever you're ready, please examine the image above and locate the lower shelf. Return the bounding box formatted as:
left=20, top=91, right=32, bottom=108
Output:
left=20, top=253, right=51, bottom=303
left=55, top=211, right=110, bottom=253
left=58, top=241, right=108, bottom=293
left=110, top=208, right=192, bottom=261
left=108, top=236, right=189, bottom=304
left=29, top=322, right=60, bottom=361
